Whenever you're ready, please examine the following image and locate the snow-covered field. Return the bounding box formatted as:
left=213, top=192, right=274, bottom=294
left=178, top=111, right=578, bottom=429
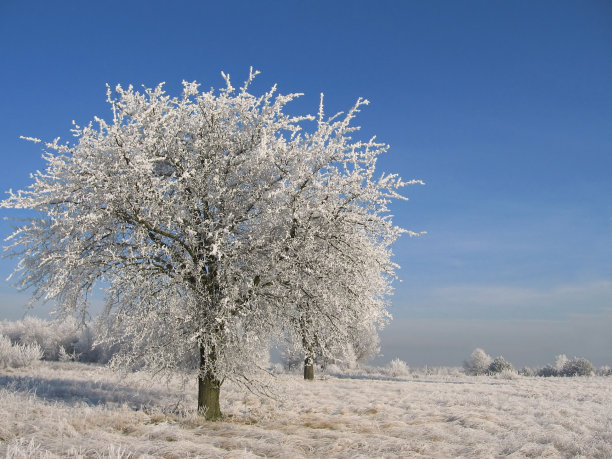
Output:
left=1, top=362, right=610, bottom=458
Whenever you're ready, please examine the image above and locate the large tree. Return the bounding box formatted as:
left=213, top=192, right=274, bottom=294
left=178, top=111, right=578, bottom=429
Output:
left=2, top=69, right=420, bottom=419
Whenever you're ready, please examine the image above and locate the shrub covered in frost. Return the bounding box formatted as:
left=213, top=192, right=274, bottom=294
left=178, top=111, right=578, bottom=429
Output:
left=0, top=317, right=115, bottom=363
left=386, top=358, right=410, bottom=377
left=488, top=356, right=515, bottom=374
left=559, top=357, right=595, bottom=377
left=597, top=366, right=612, bottom=376
left=0, top=334, right=43, bottom=368
left=463, top=348, right=492, bottom=375
left=536, top=356, right=596, bottom=377
left=0, top=317, right=85, bottom=360
left=58, top=345, right=80, bottom=362
left=518, top=366, right=535, bottom=377
left=537, top=365, right=558, bottom=377
left=554, top=354, right=569, bottom=372
left=493, top=369, right=520, bottom=380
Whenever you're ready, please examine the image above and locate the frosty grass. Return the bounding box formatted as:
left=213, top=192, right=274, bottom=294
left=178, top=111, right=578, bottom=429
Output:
left=1, top=361, right=610, bottom=458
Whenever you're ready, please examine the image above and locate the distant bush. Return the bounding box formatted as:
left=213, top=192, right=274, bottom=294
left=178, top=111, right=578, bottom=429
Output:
left=386, top=358, right=410, bottom=377
left=493, top=369, right=520, bottom=380
left=597, top=366, right=612, bottom=376
left=554, top=354, right=569, bottom=372
left=58, top=345, right=80, bottom=362
left=559, top=357, right=594, bottom=377
left=0, top=317, right=115, bottom=364
left=0, top=317, right=85, bottom=361
left=488, top=356, right=515, bottom=374
left=464, top=348, right=492, bottom=375
left=536, top=356, right=596, bottom=377
left=518, top=366, right=535, bottom=377
left=0, top=334, right=43, bottom=368
left=537, top=365, right=558, bottom=377
left=419, top=366, right=463, bottom=377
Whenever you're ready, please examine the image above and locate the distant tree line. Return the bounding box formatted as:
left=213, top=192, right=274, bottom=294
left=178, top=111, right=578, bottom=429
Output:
left=3, top=319, right=610, bottom=378
left=463, top=348, right=611, bottom=377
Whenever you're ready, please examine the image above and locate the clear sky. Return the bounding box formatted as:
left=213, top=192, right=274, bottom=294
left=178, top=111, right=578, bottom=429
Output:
left=1, top=0, right=610, bottom=367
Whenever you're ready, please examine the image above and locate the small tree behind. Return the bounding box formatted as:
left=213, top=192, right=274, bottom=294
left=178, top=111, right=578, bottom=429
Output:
left=281, top=318, right=382, bottom=376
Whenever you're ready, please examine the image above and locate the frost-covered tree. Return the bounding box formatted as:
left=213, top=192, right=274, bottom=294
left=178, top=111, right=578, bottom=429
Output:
left=554, top=354, right=569, bottom=372
left=281, top=319, right=381, bottom=375
left=464, top=348, right=493, bottom=375
left=559, top=357, right=595, bottom=377
left=488, top=356, right=514, bottom=374
left=344, top=320, right=382, bottom=367
left=267, top=93, right=410, bottom=380
left=2, top=69, right=418, bottom=419
left=285, top=220, right=392, bottom=380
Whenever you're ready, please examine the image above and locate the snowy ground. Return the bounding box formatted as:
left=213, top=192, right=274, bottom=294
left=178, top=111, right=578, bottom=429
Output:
left=1, top=362, right=611, bottom=458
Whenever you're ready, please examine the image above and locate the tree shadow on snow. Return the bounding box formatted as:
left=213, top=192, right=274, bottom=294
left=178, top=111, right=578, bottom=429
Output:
left=0, top=373, right=177, bottom=410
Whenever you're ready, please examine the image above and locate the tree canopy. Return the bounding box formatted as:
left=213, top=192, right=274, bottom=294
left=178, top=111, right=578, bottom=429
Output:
left=2, top=69, right=422, bottom=419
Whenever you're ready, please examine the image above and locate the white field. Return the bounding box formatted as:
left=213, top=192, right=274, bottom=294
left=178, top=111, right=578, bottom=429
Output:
left=1, top=362, right=611, bottom=458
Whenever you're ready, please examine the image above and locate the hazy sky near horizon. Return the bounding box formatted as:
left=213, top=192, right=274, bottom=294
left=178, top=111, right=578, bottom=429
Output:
left=1, top=0, right=610, bottom=367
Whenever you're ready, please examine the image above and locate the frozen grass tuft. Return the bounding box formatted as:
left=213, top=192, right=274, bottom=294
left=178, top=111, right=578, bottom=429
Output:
left=5, top=438, right=135, bottom=458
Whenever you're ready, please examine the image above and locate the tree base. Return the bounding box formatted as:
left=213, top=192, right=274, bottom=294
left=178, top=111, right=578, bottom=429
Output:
left=304, top=362, right=314, bottom=380
left=198, top=373, right=222, bottom=420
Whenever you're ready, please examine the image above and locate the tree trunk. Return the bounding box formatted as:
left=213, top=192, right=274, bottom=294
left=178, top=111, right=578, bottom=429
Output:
left=198, top=344, right=222, bottom=420
left=304, top=354, right=315, bottom=380
left=198, top=371, right=222, bottom=420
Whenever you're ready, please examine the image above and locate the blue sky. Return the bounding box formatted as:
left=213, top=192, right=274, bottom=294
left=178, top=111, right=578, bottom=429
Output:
left=1, top=0, right=610, bottom=367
